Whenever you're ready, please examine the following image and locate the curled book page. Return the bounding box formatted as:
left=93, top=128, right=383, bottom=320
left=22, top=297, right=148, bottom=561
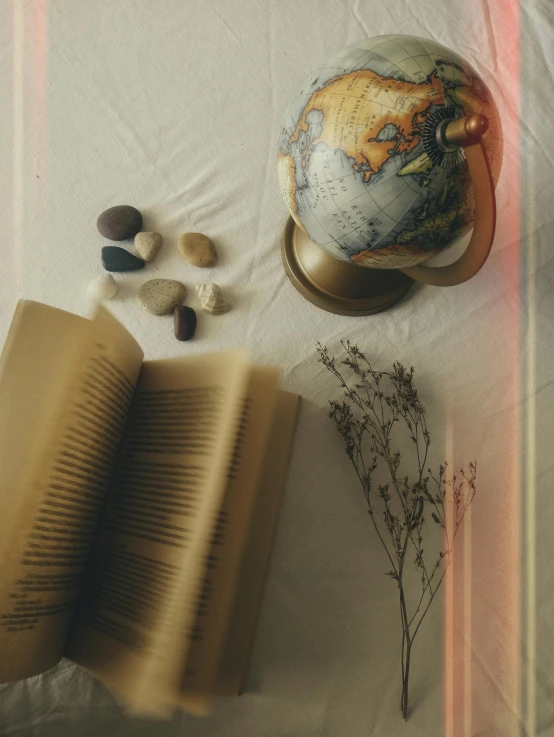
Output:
left=0, top=303, right=143, bottom=682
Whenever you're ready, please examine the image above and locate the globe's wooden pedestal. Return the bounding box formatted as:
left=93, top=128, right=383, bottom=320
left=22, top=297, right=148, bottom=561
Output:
left=282, top=217, right=413, bottom=316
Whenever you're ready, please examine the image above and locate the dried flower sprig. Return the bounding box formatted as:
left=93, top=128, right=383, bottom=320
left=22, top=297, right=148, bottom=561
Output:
left=317, top=341, right=476, bottom=720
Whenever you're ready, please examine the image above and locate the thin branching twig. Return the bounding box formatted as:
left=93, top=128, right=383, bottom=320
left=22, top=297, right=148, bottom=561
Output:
left=317, top=341, right=476, bottom=720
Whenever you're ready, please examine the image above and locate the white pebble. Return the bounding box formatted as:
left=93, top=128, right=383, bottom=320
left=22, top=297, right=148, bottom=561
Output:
left=87, top=274, right=118, bottom=301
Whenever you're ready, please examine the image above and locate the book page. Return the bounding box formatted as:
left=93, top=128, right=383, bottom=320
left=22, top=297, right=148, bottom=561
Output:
left=218, top=391, right=301, bottom=696
left=65, top=351, right=250, bottom=715
left=178, top=366, right=280, bottom=715
left=0, top=302, right=143, bottom=683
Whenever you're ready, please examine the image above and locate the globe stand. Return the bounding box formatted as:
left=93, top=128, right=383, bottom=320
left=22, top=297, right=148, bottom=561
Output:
left=282, top=217, right=413, bottom=316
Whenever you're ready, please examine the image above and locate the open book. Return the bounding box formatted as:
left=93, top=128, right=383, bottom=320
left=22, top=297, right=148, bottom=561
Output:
left=0, top=301, right=300, bottom=716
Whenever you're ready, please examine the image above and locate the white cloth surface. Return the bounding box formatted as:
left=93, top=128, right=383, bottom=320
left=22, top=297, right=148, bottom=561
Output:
left=0, top=1, right=551, bottom=735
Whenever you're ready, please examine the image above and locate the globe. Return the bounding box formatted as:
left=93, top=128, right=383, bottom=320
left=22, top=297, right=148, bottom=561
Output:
left=278, top=35, right=502, bottom=269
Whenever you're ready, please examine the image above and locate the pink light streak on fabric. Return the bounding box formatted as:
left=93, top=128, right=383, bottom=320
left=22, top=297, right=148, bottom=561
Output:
left=11, top=0, right=24, bottom=287
left=444, top=1, right=521, bottom=735
left=11, top=0, right=49, bottom=291
left=32, top=0, right=49, bottom=186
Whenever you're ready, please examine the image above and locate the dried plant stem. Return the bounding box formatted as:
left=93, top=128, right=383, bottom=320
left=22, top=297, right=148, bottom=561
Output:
left=317, top=341, right=476, bottom=720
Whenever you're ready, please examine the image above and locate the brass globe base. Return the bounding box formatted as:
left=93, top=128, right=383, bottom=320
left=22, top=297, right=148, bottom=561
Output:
left=282, top=217, right=413, bottom=316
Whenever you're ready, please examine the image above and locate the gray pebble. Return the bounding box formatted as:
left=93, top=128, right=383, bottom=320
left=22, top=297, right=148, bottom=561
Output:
left=97, top=205, right=143, bottom=240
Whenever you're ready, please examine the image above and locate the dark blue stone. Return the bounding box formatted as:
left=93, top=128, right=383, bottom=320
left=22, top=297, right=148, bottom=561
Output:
left=101, top=246, right=145, bottom=272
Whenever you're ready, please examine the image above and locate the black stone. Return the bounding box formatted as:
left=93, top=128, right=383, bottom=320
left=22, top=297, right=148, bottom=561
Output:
left=97, top=205, right=143, bottom=240
left=174, top=306, right=197, bottom=341
left=101, top=246, right=145, bottom=272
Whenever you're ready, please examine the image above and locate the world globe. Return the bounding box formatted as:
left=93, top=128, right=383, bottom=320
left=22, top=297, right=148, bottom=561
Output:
left=278, top=35, right=502, bottom=269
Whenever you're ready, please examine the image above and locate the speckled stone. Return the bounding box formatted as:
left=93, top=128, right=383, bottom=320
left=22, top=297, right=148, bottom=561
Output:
left=97, top=205, right=143, bottom=240
left=178, top=233, right=217, bottom=267
left=101, top=246, right=145, bottom=272
left=174, top=306, right=197, bottom=341
left=138, top=279, right=187, bottom=316
left=135, top=231, right=162, bottom=261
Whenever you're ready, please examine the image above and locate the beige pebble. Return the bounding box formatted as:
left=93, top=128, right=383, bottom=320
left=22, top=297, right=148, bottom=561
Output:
left=178, top=232, right=217, bottom=267
left=87, top=274, right=118, bottom=300
left=196, top=283, right=230, bottom=315
left=135, top=231, right=162, bottom=261
left=138, top=279, right=186, bottom=316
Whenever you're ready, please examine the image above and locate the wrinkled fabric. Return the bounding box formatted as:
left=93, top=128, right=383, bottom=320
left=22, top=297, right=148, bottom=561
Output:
left=0, top=0, right=551, bottom=735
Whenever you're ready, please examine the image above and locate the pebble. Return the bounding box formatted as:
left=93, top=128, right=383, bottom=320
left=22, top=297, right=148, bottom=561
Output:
left=97, top=205, right=143, bottom=240
left=196, top=283, right=230, bottom=315
left=178, top=233, right=217, bottom=267
left=87, top=274, right=118, bottom=300
left=135, top=231, right=162, bottom=261
left=101, top=246, right=145, bottom=272
left=174, top=306, right=197, bottom=341
left=138, top=279, right=187, bottom=316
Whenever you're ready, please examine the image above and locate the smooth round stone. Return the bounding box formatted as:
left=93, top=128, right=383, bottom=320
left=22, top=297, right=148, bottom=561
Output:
left=138, top=279, right=187, bottom=316
left=135, top=231, right=162, bottom=261
left=87, top=274, right=118, bottom=300
left=97, top=205, right=143, bottom=240
left=178, top=232, right=217, bottom=267
left=101, top=246, right=145, bottom=272
left=174, top=306, right=197, bottom=341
